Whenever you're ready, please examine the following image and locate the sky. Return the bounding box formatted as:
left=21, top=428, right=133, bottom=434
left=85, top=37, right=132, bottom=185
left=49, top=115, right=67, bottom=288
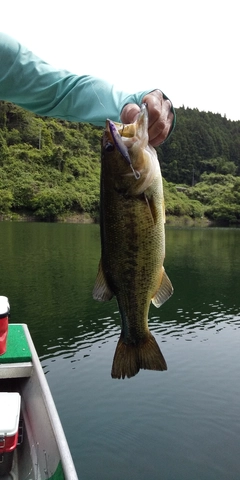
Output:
left=1, top=0, right=239, bottom=121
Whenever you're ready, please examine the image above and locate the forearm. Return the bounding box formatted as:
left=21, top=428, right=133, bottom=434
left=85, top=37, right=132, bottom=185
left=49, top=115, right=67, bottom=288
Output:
left=0, top=33, right=152, bottom=125
left=0, top=32, right=175, bottom=134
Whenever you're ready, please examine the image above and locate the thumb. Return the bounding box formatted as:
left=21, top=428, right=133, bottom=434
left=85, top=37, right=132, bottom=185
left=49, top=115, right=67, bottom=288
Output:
left=120, top=103, right=140, bottom=124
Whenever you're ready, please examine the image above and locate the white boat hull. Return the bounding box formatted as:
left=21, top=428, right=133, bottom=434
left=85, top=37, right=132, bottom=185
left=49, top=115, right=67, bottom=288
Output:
left=0, top=324, right=78, bottom=480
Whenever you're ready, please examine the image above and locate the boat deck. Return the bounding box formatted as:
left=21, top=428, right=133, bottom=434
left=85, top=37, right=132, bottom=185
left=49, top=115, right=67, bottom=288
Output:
left=0, top=324, right=33, bottom=379
left=0, top=324, right=79, bottom=480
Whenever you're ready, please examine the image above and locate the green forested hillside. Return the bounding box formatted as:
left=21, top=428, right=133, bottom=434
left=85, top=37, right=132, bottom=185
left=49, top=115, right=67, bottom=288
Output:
left=0, top=101, right=239, bottom=225
left=0, top=101, right=102, bottom=220
left=159, top=107, right=240, bottom=184
left=158, top=107, right=240, bottom=225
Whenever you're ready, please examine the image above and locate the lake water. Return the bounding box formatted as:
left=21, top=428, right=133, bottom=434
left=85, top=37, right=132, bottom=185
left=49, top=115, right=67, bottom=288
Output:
left=0, top=223, right=240, bottom=480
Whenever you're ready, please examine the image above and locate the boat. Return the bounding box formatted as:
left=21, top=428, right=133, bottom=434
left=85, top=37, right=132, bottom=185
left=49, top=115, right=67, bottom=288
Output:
left=0, top=296, right=78, bottom=480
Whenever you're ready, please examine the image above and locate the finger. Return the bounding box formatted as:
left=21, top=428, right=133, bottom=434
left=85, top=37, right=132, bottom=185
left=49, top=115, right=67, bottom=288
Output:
left=120, top=103, right=140, bottom=124
left=143, top=91, right=174, bottom=146
left=148, top=102, right=173, bottom=146
left=149, top=121, right=173, bottom=147
left=142, top=90, right=163, bottom=128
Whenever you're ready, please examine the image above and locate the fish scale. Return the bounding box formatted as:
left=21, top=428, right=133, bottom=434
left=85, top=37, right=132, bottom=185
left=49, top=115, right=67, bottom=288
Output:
left=93, top=104, right=173, bottom=379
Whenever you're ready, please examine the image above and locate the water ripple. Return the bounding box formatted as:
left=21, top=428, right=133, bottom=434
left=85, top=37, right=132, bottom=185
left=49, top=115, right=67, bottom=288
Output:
left=40, top=304, right=240, bottom=362
left=40, top=322, right=120, bottom=361
left=149, top=304, right=240, bottom=341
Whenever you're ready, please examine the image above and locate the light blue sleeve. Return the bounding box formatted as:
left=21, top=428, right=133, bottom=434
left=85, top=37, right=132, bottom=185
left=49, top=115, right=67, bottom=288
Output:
left=0, top=32, right=175, bottom=129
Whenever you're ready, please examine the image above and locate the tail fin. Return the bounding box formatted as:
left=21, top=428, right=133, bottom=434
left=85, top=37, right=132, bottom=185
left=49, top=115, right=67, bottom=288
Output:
left=111, top=332, right=167, bottom=379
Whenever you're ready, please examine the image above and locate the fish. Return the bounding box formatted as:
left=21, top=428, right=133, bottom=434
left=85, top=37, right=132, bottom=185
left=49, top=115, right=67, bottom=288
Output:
left=93, top=104, right=173, bottom=379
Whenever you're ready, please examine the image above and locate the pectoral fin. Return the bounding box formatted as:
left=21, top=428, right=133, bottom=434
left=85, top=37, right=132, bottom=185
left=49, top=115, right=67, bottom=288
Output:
left=92, top=259, right=113, bottom=301
left=152, top=267, right=173, bottom=307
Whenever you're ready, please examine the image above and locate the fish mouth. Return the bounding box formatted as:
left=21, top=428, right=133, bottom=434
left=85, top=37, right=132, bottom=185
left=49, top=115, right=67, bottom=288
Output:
left=106, top=104, right=149, bottom=180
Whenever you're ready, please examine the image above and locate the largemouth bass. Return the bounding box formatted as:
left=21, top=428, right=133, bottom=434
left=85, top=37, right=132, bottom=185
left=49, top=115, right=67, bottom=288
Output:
left=93, top=104, right=173, bottom=379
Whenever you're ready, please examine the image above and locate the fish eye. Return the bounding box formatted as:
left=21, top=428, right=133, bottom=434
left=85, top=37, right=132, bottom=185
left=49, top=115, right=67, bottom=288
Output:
left=105, top=142, right=114, bottom=152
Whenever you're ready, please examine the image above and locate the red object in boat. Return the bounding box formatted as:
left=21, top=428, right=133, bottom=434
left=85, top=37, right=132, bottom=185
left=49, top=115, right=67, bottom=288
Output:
left=0, top=296, right=9, bottom=355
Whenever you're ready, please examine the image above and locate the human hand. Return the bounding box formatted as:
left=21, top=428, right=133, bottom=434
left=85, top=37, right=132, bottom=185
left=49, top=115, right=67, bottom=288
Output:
left=120, top=90, right=174, bottom=147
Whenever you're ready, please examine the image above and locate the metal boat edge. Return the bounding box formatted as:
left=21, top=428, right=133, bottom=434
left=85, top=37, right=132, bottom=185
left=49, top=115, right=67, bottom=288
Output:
left=0, top=323, right=79, bottom=480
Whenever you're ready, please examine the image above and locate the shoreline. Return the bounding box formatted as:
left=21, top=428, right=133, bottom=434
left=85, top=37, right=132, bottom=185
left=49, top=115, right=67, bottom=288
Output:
left=0, top=212, right=212, bottom=227
left=0, top=212, right=95, bottom=224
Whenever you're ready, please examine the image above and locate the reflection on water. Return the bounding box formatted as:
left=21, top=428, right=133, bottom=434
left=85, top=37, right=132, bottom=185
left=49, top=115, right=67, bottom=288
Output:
left=0, top=223, right=240, bottom=480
